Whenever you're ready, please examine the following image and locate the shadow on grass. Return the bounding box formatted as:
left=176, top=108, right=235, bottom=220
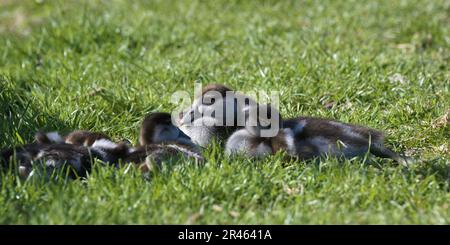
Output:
left=411, top=158, right=450, bottom=190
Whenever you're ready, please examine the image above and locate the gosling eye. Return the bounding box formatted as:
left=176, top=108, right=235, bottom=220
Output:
left=202, top=96, right=216, bottom=106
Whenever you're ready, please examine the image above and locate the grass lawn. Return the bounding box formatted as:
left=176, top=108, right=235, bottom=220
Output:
left=0, top=0, right=448, bottom=224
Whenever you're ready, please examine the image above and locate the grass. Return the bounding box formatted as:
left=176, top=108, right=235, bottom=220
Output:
left=0, top=0, right=449, bottom=224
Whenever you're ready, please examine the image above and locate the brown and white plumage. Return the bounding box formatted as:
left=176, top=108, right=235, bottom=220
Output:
left=283, top=116, right=409, bottom=164
left=137, top=112, right=204, bottom=166
left=226, top=104, right=409, bottom=165
left=225, top=104, right=292, bottom=157
left=0, top=142, right=104, bottom=180
left=35, top=130, right=111, bottom=147
left=140, top=112, right=197, bottom=149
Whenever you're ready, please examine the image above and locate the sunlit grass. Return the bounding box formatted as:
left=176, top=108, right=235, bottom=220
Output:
left=0, top=0, right=448, bottom=224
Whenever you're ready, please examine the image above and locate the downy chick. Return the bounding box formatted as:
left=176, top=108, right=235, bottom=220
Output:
left=140, top=112, right=197, bottom=149
left=35, top=130, right=130, bottom=165
left=2, top=131, right=126, bottom=180
left=225, top=104, right=293, bottom=157
left=0, top=142, right=103, bottom=180
left=226, top=105, right=409, bottom=165
left=283, top=116, right=409, bottom=165
left=177, top=84, right=256, bottom=147
left=136, top=112, right=204, bottom=170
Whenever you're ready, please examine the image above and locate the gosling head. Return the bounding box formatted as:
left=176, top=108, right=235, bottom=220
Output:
left=177, top=84, right=257, bottom=147
left=140, top=112, right=194, bottom=147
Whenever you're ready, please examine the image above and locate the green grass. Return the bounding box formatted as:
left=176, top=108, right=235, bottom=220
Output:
left=0, top=0, right=449, bottom=224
